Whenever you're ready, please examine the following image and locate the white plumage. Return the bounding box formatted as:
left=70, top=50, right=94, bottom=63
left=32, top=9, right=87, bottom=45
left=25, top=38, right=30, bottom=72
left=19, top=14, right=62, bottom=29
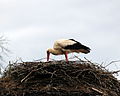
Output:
left=47, top=39, right=90, bottom=63
left=53, top=39, right=76, bottom=49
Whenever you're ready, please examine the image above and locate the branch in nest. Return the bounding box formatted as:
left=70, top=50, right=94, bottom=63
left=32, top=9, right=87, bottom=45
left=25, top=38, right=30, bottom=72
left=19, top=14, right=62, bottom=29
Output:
left=21, top=70, right=36, bottom=83
left=91, top=87, right=103, bottom=95
left=110, top=70, right=120, bottom=74
left=74, top=55, right=82, bottom=61
left=104, top=60, right=120, bottom=68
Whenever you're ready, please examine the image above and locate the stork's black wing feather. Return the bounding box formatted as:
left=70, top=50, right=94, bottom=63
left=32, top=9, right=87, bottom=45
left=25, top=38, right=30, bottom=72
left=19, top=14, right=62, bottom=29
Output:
left=69, top=39, right=80, bottom=44
left=64, top=40, right=90, bottom=51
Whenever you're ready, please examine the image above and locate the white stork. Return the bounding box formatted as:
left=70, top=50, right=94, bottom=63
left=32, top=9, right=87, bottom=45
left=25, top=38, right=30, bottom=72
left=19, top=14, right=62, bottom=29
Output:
left=47, top=39, right=91, bottom=62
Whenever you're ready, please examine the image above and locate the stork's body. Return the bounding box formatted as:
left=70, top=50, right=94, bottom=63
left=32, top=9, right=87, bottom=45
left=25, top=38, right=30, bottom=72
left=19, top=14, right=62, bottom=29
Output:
left=47, top=39, right=90, bottom=62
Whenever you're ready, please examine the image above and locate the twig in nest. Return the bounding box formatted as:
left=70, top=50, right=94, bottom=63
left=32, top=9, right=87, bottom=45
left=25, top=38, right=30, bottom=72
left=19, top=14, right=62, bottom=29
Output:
left=33, top=58, right=46, bottom=61
left=91, top=87, right=103, bottom=95
left=74, top=55, right=82, bottom=61
left=104, top=60, right=120, bottom=68
left=34, top=57, right=56, bottom=62
left=49, top=70, right=57, bottom=84
left=110, top=70, right=120, bottom=74
left=84, top=57, right=93, bottom=64
left=21, top=70, right=36, bottom=83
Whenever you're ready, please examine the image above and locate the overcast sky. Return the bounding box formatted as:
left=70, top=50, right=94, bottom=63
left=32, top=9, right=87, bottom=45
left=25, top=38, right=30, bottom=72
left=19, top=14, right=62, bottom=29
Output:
left=0, top=0, right=120, bottom=78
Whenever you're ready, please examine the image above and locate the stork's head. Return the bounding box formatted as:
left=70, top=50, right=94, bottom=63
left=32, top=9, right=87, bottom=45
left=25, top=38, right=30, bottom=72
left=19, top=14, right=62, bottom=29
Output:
left=47, top=48, right=63, bottom=61
left=47, top=48, right=56, bottom=61
left=47, top=48, right=51, bottom=61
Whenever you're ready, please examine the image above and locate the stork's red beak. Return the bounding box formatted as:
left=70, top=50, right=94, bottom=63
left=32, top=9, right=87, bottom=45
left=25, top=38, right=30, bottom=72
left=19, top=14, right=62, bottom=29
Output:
left=47, top=51, right=50, bottom=61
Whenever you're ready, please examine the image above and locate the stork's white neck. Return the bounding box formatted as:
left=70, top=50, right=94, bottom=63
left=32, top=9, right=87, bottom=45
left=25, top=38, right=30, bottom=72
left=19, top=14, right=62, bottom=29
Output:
left=47, top=48, right=63, bottom=55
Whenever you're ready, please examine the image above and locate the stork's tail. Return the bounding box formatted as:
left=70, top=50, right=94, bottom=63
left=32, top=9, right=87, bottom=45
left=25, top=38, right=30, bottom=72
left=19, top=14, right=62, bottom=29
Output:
left=81, top=44, right=91, bottom=53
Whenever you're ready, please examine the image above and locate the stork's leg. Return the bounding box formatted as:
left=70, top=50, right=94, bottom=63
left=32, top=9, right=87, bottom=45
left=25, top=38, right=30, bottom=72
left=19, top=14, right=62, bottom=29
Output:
left=65, top=52, right=68, bottom=63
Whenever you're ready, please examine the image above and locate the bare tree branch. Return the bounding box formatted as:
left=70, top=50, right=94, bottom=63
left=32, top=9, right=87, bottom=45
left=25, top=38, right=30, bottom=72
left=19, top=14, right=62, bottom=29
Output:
left=0, top=35, right=10, bottom=74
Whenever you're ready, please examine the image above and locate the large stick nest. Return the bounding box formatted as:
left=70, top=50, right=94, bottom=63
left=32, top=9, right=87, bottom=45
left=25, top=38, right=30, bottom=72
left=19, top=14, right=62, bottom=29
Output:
left=0, top=60, right=120, bottom=96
